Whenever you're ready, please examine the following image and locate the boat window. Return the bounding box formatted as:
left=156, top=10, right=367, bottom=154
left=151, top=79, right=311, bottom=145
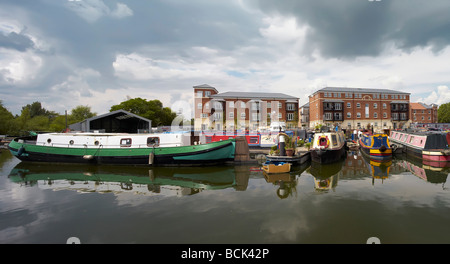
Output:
left=47, top=138, right=52, bottom=144
left=409, top=136, right=414, bottom=143
left=147, top=137, right=160, bottom=147
left=120, top=138, right=132, bottom=147
left=249, top=137, right=259, bottom=144
left=331, top=135, right=338, bottom=146
left=69, top=140, right=74, bottom=145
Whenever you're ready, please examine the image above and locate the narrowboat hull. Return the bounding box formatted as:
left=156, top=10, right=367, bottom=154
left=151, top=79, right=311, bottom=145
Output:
left=8, top=136, right=236, bottom=166
left=389, top=130, right=450, bottom=167
left=310, top=147, right=346, bottom=164
left=359, top=133, right=392, bottom=161
left=310, top=131, right=347, bottom=164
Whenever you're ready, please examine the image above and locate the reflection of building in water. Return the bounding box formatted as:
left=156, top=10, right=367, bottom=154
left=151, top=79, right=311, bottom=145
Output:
left=9, top=163, right=252, bottom=197
left=340, top=151, right=370, bottom=178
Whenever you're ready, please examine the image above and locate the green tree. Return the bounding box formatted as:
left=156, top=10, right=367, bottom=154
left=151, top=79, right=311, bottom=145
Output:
left=438, top=103, right=450, bottom=123
left=110, top=98, right=176, bottom=127
left=70, top=105, right=97, bottom=123
left=0, top=101, right=14, bottom=134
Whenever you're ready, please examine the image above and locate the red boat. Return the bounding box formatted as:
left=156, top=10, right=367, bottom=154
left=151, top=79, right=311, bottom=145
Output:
left=389, top=130, right=450, bottom=167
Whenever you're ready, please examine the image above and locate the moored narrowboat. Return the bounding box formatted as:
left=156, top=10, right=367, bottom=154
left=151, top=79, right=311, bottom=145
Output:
left=310, top=131, right=346, bottom=164
left=359, top=133, right=392, bottom=161
left=389, top=130, right=450, bottom=167
left=8, top=132, right=236, bottom=166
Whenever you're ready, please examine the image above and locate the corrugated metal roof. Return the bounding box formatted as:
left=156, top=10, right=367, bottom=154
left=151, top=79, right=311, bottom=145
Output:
left=211, top=91, right=298, bottom=100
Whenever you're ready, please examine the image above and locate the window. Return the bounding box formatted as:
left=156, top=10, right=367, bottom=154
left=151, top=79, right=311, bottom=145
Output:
left=205, top=91, right=211, bottom=97
left=240, top=113, right=246, bottom=119
left=374, top=112, right=378, bottom=118
left=356, top=103, right=361, bottom=108
left=325, top=113, right=332, bottom=120
left=331, top=135, right=338, bottom=146
left=374, top=103, right=378, bottom=109
left=196, top=91, right=203, bottom=97
left=335, top=103, right=342, bottom=110
left=324, top=92, right=327, bottom=97
left=347, top=103, right=351, bottom=108
left=347, top=112, right=351, bottom=118
left=229, top=101, right=234, bottom=108
left=120, top=138, right=132, bottom=147
left=287, top=113, right=294, bottom=121
left=278, top=113, right=282, bottom=119
left=147, top=137, right=160, bottom=146
left=229, top=112, right=234, bottom=118
left=197, top=103, right=202, bottom=110
left=252, top=103, right=258, bottom=110
left=357, top=112, right=361, bottom=118
left=383, top=103, right=387, bottom=109
left=383, top=112, right=387, bottom=118
left=201, top=113, right=208, bottom=118
left=278, top=102, right=282, bottom=108
left=241, top=102, right=246, bottom=108
left=287, top=103, right=295, bottom=111
left=205, top=103, right=209, bottom=109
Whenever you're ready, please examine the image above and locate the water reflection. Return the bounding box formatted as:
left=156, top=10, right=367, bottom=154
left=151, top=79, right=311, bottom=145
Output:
left=7, top=149, right=449, bottom=198
left=263, top=162, right=310, bottom=199
left=396, top=155, right=449, bottom=188
left=8, top=163, right=251, bottom=197
left=308, top=160, right=343, bottom=192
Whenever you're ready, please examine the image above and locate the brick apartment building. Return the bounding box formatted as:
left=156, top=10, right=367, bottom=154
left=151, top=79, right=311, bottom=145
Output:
left=410, top=102, right=438, bottom=124
left=193, top=84, right=299, bottom=131
left=309, top=87, right=411, bottom=130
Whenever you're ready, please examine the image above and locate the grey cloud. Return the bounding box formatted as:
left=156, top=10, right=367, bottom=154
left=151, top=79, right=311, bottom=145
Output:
left=0, top=31, right=35, bottom=51
left=254, top=0, right=450, bottom=59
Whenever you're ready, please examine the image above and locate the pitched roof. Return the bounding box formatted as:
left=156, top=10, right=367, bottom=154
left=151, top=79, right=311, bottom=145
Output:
left=193, top=84, right=216, bottom=89
left=410, top=103, right=426, bottom=110
left=211, top=91, right=298, bottom=100
left=315, top=87, right=410, bottom=95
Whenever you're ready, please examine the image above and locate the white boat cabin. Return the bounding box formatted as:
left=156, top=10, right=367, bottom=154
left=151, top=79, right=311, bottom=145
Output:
left=33, top=132, right=191, bottom=149
left=311, top=132, right=346, bottom=150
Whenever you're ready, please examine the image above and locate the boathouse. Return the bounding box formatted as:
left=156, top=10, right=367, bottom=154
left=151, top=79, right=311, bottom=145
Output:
left=69, top=110, right=152, bottom=133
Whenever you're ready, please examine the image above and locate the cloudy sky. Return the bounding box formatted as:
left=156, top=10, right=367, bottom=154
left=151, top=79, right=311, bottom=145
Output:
left=1, top=0, right=450, bottom=117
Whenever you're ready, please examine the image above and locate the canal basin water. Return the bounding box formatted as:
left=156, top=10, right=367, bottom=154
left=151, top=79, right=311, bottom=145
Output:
left=0, top=149, right=449, bottom=244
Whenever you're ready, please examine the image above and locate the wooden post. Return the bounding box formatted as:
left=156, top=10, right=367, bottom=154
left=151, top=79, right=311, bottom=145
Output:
left=234, top=136, right=250, bottom=161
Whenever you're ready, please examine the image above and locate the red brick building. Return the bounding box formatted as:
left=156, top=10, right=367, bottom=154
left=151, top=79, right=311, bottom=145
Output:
left=193, top=84, right=299, bottom=131
left=410, top=102, right=438, bottom=124
left=309, top=87, right=411, bottom=130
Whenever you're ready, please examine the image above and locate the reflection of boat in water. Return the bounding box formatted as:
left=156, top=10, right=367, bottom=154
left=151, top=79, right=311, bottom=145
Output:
left=308, top=158, right=344, bottom=191
left=261, top=161, right=291, bottom=174
left=263, top=160, right=310, bottom=199
left=8, top=162, right=248, bottom=196
left=397, top=155, right=449, bottom=186
left=361, top=153, right=392, bottom=184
